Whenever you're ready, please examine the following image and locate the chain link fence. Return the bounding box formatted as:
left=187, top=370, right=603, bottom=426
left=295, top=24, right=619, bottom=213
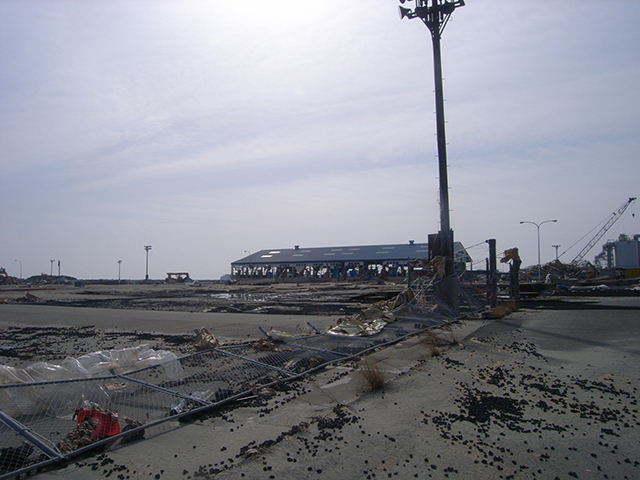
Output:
left=0, top=279, right=486, bottom=479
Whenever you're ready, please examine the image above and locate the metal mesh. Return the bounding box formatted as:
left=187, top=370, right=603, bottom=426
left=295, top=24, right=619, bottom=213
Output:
left=0, top=281, right=486, bottom=478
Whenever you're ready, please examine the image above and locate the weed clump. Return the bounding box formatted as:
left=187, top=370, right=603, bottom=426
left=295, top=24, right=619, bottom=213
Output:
left=419, top=329, right=459, bottom=351
left=358, top=360, right=386, bottom=391
left=486, top=301, right=518, bottom=319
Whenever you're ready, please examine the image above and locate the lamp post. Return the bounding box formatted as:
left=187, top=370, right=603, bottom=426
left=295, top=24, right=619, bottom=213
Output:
left=552, top=245, right=561, bottom=261
left=520, top=220, right=557, bottom=281
left=398, top=0, right=464, bottom=311
left=117, top=260, right=122, bottom=283
left=50, top=260, right=55, bottom=276
left=14, top=259, right=22, bottom=279
left=144, top=246, right=152, bottom=281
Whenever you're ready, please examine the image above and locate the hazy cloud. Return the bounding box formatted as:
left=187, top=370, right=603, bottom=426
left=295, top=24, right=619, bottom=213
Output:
left=2, top=0, right=639, bottom=279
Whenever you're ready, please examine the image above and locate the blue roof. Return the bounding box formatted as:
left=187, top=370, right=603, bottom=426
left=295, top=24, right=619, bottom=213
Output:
left=232, top=242, right=470, bottom=266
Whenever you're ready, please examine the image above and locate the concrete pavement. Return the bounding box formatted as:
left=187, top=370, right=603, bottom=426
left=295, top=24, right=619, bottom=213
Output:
left=12, top=296, right=637, bottom=479
left=0, top=304, right=337, bottom=339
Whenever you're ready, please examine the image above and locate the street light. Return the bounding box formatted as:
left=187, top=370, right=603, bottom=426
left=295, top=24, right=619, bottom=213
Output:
left=144, top=246, right=152, bottom=281
left=50, top=260, right=55, bottom=276
left=552, top=245, right=561, bottom=261
left=520, top=219, right=557, bottom=281
left=398, top=0, right=464, bottom=311
left=117, top=260, right=122, bottom=283
left=14, top=259, right=22, bottom=279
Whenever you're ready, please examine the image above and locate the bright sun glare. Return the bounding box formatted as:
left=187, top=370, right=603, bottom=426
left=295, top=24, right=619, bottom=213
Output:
left=229, top=1, right=331, bottom=26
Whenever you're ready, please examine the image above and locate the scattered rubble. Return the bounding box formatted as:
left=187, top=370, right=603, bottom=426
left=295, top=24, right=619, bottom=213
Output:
left=326, top=288, right=414, bottom=336
left=194, top=327, right=219, bottom=351
left=520, top=259, right=600, bottom=283
left=0, top=282, right=407, bottom=315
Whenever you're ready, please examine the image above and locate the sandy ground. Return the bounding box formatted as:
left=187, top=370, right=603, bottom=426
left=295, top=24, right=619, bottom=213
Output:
left=0, top=304, right=338, bottom=366
left=1, top=293, right=639, bottom=479
left=0, top=282, right=404, bottom=316
left=0, top=282, right=376, bottom=367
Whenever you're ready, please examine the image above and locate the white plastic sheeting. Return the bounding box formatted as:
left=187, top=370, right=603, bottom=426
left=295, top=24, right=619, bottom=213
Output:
left=0, top=345, right=182, bottom=385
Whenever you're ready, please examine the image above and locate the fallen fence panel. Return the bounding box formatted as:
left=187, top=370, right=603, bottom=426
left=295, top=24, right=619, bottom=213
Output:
left=0, top=280, right=486, bottom=478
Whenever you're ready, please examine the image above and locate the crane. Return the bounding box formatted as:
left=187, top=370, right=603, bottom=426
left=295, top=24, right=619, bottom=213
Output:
left=570, top=197, right=636, bottom=264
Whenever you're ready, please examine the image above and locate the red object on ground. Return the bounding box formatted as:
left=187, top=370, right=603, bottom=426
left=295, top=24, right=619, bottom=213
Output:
left=75, top=408, right=121, bottom=440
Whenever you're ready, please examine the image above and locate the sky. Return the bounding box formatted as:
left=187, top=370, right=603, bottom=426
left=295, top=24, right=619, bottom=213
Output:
left=1, top=0, right=639, bottom=280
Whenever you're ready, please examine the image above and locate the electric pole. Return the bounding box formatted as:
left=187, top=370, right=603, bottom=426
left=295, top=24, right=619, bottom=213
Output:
left=398, top=0, right=464, bottom=311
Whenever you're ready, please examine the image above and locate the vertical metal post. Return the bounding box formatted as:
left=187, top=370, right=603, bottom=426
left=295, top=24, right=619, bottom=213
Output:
left=398, top=0, right=464, bottom=312
left=509, top=249, right=521, bottom=301
left=536, top=226, right=541, bottom=280
left=144, top=246, right=152, bottom=281
left=425, top=1, right=459, bottom=312
left=487, top=239, right=497, bottom=308
left=431, top=23, right=453, bottom=278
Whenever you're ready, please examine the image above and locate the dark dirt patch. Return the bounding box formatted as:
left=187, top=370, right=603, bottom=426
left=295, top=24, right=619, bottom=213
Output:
left=0, top=325, right=196, bottom=367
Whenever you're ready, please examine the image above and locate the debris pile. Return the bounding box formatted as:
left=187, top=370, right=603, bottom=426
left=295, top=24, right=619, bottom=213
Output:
left=326, top=289, right=415, bottom=336
left=520, top=260, right=599, bottom=282
left=57, top=404, right=144, bottom=453
left=194, top=327, right=219, bottom=351
left=18, top=292, right=41, bottom=303
left=23, top=274, right=78, bottom=285
left=252, top=339, right=288, bottom=352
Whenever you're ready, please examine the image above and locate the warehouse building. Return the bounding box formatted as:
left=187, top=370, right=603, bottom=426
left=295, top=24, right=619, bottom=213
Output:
left=231, top=241, right=471, bottom=281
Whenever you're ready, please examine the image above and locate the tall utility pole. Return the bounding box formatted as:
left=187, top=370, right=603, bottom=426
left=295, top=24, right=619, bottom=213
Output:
left=144, top=246, right=152, bottom=281
left=399, top=0, right=464, bottom=311
left=117, top=260, right=122, bottom=283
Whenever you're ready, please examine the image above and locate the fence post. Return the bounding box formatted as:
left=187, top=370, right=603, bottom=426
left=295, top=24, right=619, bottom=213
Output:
left=486, top=239, right=498, bottom=308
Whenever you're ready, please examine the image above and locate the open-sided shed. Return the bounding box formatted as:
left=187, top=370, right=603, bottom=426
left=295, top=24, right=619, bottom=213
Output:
left=231, top=241, right=471, bottom=280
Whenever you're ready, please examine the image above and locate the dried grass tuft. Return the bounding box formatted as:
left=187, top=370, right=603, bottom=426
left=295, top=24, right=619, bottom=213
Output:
left=428, top=344, right=441, bottom=357
left=358, top=360, right=386, bottom=391
left=418, top=330, right=441, bottom=346
left=487, top=301, right=518, bottom=319
left=419, top=328, right=460, bottom=354
left=440, top=322, right=453, bottom=332
left=419, top=329, right=458, bottom=346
